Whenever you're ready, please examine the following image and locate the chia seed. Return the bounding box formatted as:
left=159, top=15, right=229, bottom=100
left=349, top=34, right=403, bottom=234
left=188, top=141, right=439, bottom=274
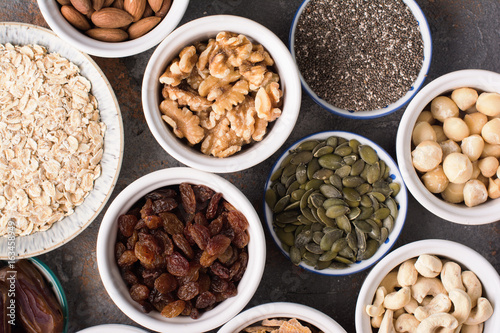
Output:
left=294, top=0, right=424, bottom=112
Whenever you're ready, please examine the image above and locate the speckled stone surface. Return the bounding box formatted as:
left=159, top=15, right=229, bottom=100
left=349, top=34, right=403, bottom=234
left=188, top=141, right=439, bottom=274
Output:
left=2, top=1, right=500, bottom=332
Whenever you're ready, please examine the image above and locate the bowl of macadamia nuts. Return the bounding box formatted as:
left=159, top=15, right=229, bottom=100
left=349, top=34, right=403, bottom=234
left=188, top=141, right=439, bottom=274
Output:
left=37, top=0, right=189, bottom=57
left=142, top=15, right=301, bottom=173
left=396, top=69, right=500, bottom=224
left=355, top=239, right=500, bottom=333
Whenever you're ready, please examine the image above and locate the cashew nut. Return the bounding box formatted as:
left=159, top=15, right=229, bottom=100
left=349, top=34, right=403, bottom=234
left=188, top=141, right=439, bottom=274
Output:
left=381, top=270, right=402, bottom=293
left=367, top=286, right=387, bottom=317
left=398, top=258, right=419, bottom=287
left=462, top=271, right=482, bottom=308
left=416, top=313, right=458, bottom=333
left=411, top=277, right=448, bottom=303
left=380, top=309, right=396, bottom=333
left=464, top=297, right=493, bottom=325
left=441, top=261, right=466, bottom=293
left=414, top=293, right=452, bottom=321
left=404, top=298, right=419, bottom=314
left=460, top=323, right=484, bottom=333
left=436, top=325, right=462, bottom=333
left=395, top=307, right=406, bottom=319
left=415, top=255, right=443, bottom=278
left=395, top=313, right=420, bottom=333
left=385, top=287, right=412, bottom=310
left=372, top=314, right=384, bottom=328
left=449, top=289, right=472, bottom=324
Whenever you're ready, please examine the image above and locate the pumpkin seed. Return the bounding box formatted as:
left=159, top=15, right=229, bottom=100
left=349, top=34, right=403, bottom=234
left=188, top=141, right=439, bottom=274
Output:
left=317, top=206, right=336, bottom=227
left=320, top=184, right=342, bottom=198
left=282, top=162, right=297, bottom=178
left=335, top=144, right=353, bottom=157
left=284, top=201, right=300, bottom=211
left=313, top=145, right=334, bottom=158
left=336, top=215, right=352, bottom=233
left=335, top=165, right=352, bottom=178
left=349, top=139, right=361, bottom=152
left=330, top=262, right=348, bottom=269
left=351, top=159, right=365, bottom=176
left=311, top=222, right=324, bottom=232
left=286, top=181, right=300, bottom=196
left=326, top=136, right=338, bottom=148
left=274, top=182, right=286, bottom=197
left=356, top=227, right=367, bottom=251
left=343, top=154, right=358, bottom=166
left=289, top=246, right=301, bottom=265
left=343, top=187, right=361, bottom=202
left=359, top=239, right=379, bottom=260
left=284, top=224, right=297, bottom=233
left=306, top=242, right=323, bottom=254
left=301, top=206, right=316, bottom=223
left=343, top=176, right=365, bottom=188
left=345, top=199, right=360, bottom=208
left=298, top=214, right=314, bottom=225
left=271, top=167, right=283, bottom=181
left=309, top=192, right=325, bottom=208
left=359, top=145, right=379, bottom=165
left=373, top=207, right=391, bottom=220
left=291, top=189, right=306, bottom=202
left=389, top=182, right=401, bottom=196
left=300, top=188, right=314, bottom=209
left=307, top=158, right=320, bottom=180
left=323, top=198, right=346, bottom=209
left=291, top=151, right=313, bottom=165
left=296, top=140, right=319, bottom=152
left=358, top=206, right=374, bottom=220
left=385, top=197, right=399, bottom=219
left=360, top=194, right=372, bottom=207
left=382, top=215, right=395, bottom=232
left=353, top=219, right=372, bottom=233
left=367, top=162, right=381, bottom=184
left=379, top=227, right=389, bottom=245
left=296, top=164, right=308, bottom=184
left=276, top=228, right=295, bottom=247
left=310, top=207, right=322, bottom=224
left=318, top=154, right=343, bottom=170
left=302, top=252, right=320, bottom=265
left=335, top=256, right=354, bottom=264
left=313, top=168, right=334, bottom=180
left=315, top=260, right=332, bottom=270
left=305, top=179, right=324, bottom=190
left=320, top=230, right=342, bottom=251
left=331, top=238, right=348, bottom=253
left=273, top=195, right=290, bottom=213
left=280, top=153, right=294, bottom=167
left=312, top=231, right=324, bottom=244
left=325, top=205, right=349, bottom=219
left=346, top=232, right=358, bottom=251
left=329, top=174, right=343, bottom=190
left=347, top=207, right=361, bottom=220
left=339, top=245, right=355, bottom=259
left=295, top=230, right=312, bottom=248
left=265, top=188, right=278, bottom=209
left=366, top=219, right=381, bottom=240
left=319, top=250, right=337, bottom=261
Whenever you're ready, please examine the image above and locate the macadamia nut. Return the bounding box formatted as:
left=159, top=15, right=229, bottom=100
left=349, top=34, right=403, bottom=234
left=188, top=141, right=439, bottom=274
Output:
left=431, top=96, right=459, bottom=122
left=481, top=118, right=500, bottom=145
left=463, top=179, right=488, bottom=207
left=481, top=143, right=500, bottom=158
left=443, top=153, right=473, bottom=184
left=478, top=156, right=499, bottom=178
left=412, top=122, right=437, bottom=146
left=489, top=178, right=500, bottom=199
left=443, top=117, right=470, bottom=142
left=461, top=134, right=485, bottom=162
left=476, top=92, right=500, bottom=117
left=412, top=141, right=443, bottom=173
left=464, top=112, right=488, bottom=135
left=441, top=182, right=465, bottom=203
left=439, top=140, right=461, bottom=159
left=451, top=87, right=478, bottom=111
left=417, top=111, right=435, bottom=124
left=432, top=125, right=448, bottom=142
left=421, top=166, right=449, bottom=193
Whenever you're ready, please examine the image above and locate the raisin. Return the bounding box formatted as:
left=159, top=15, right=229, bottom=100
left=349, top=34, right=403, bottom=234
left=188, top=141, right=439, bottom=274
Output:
left=221, top=281, right=238, bottom=299
left=115, top=242, right=126, bottom=260
left=127, top=230, right=139, bottom=250
left=154, top=230, right=174, bottom=256
left=188, top=223, right=210, bottom=250
left=134, top=219, right=146, bottom=230
left=206, top=192, right=223, bottom=219
left=214, top=292, right=227, bottom=303
left=193, top=185, right=214, bottom=202
left=181, top=300, right=193, bottom=316
left=118, top=250, right=138, bottom=267
left=143, top=215, right=162, bottom=229
left=152, top=198, right=178, bottom=214
left=208, top=214, right=225, bottom=236
left=176, top=262, right=200, bottom=286
left=210, top=262, right=230, bottom=279
left=210, top=276, right=228, bottom=293
left=199, top=250, right=217, bottom=268
left=121, top=269, right=139, bottom=286
left=177, top=281, right=200, bottom=301
left=166, top=252, right=189, bottom=277
left=222, top=200, right=237, bottom=212
left=194, top=212, right=208, bottom=227
left=206, top=234, right=231, bottom=257
left=220, top=227, right=235, bottom=241
left=161, top=300, right=185, bottom=318
left=135, top=242, right=155, bottom=267
left=118, top=214, right=138, bottom=237
left=159, top=212, right=184, bottom=235
left=146, top=189, right=176, bottom=200
left=179, top=183, right=196, bottom=215
left=217, top=245, right=234, bottom=264
left=140, top=199, right=154, bottom=218
left=197, top=273, right=211, bottom=293
left=232, top=231, right=250, bottom=249
left=231, top=252, right=248, bottom=282
left=130, top=284, right=150, bottom=302
left=154, top=273, right=178, bottom=294
left=149, top=289, right=174, bottom=312
left=173, top=234, right=194, bottom=259
left=190, top=308, right=200, bottom=320
left=227, top=210, right=249, bottom=233
left=195, top=291, right=216, bottom=309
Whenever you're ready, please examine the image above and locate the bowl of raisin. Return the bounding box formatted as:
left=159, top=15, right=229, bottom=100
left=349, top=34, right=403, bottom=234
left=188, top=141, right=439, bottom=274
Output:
left=96, top=167, right=266, bottom=333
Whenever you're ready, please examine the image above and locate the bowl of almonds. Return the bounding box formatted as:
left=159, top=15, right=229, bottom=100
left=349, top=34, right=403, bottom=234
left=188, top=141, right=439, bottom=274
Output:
left=141, top=15, right=301, bottom=173
left=96, top=167, right=266, bottom=333
left=37, top=0, right=189, bottom=57
left=396, top=69, right=500, bottom=224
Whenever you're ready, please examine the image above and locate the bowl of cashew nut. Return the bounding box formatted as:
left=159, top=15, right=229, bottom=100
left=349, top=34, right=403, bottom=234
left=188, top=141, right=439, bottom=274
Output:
left=355, top=239, right=500, bottom=333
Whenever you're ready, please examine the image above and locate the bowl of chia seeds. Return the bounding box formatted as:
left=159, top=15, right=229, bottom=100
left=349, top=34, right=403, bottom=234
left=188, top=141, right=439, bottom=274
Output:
left=263, top=131, right=408, bottom=276
left=290, top=0, right=432, bottom=118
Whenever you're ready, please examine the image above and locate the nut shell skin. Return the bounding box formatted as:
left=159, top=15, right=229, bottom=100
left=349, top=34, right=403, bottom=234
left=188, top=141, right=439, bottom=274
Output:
left=61, top=5, right=91, bottom=30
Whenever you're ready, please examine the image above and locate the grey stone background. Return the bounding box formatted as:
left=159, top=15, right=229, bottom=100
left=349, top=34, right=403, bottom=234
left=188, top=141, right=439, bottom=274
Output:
left=1, top=0, right=499, bottom=332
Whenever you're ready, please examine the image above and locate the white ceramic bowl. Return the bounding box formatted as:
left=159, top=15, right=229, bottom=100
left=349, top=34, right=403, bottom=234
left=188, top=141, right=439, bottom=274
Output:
left=142, top=15, right=302, bottom=173
left=355, top=239, right=500, bottom=332
left=77, top=324, right=148, bottom=333
left=0, top=23, right=123, bottom=258
left=218, top=302, right=347, bottom=333
left=263, top=131, right=408, bottom=276
left=396, top=69, right=500, bottom=224
left=96, top=167, right=266, bottom=333
left=290, top=0, right=432, bottom=119
left=37, top=0, right=189, bottom=58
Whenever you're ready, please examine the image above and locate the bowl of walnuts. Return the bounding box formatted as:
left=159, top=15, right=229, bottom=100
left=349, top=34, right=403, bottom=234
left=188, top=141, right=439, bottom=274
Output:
left=142, top=15, right=302, bottom=173
left=96, top=167, right=266, bottom=333
left=37, top=0, right=189, bottom=57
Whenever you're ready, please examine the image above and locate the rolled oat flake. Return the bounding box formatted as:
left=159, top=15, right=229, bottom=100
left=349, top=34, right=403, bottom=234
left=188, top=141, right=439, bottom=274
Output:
left=295, top=0, right=424, bottom=112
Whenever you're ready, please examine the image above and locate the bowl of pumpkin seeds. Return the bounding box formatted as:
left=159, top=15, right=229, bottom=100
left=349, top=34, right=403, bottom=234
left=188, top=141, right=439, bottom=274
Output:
left=263, top=131, right=408, bottom=275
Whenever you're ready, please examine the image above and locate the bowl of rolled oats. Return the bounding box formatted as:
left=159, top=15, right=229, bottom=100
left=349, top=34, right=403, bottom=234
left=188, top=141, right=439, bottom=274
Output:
left=0, top=23, right=123, bottom=258
left=142, top=15, right=302, bottom=173
left=218, top=302, right=347, bottom=333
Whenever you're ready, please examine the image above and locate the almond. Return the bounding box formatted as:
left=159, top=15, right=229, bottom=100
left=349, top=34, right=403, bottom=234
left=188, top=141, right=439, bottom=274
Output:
left=103, top=0, right=115, bottom=6
left=56, top=0, right=72, bottom=5
left=112, top=0, right=124, bottom=9
left=70, top=0, right=93, bottom=15
left=86, top=28, right=128, bottom=42
left=127, top=16, right=161, bottom=39
left=124, top=0, right=146, bottom=22
left=147, top=0, right=163, bottom=13
left=61, top=5, right=92, bottom=31
left=154, top=0, right=171, bottom=18
left=92, top=0, right=105, bottom=11
left=91, top=8, right=134, bottom=28
left=143, top=2, right=154, bottom=17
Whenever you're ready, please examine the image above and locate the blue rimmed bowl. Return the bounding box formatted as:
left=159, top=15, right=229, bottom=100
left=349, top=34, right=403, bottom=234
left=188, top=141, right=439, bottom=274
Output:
left=28, top=257, right=69, bottom=333
left=289, top=0, right=432, bottom=119
left=263, top=131, right=408, bottom=276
